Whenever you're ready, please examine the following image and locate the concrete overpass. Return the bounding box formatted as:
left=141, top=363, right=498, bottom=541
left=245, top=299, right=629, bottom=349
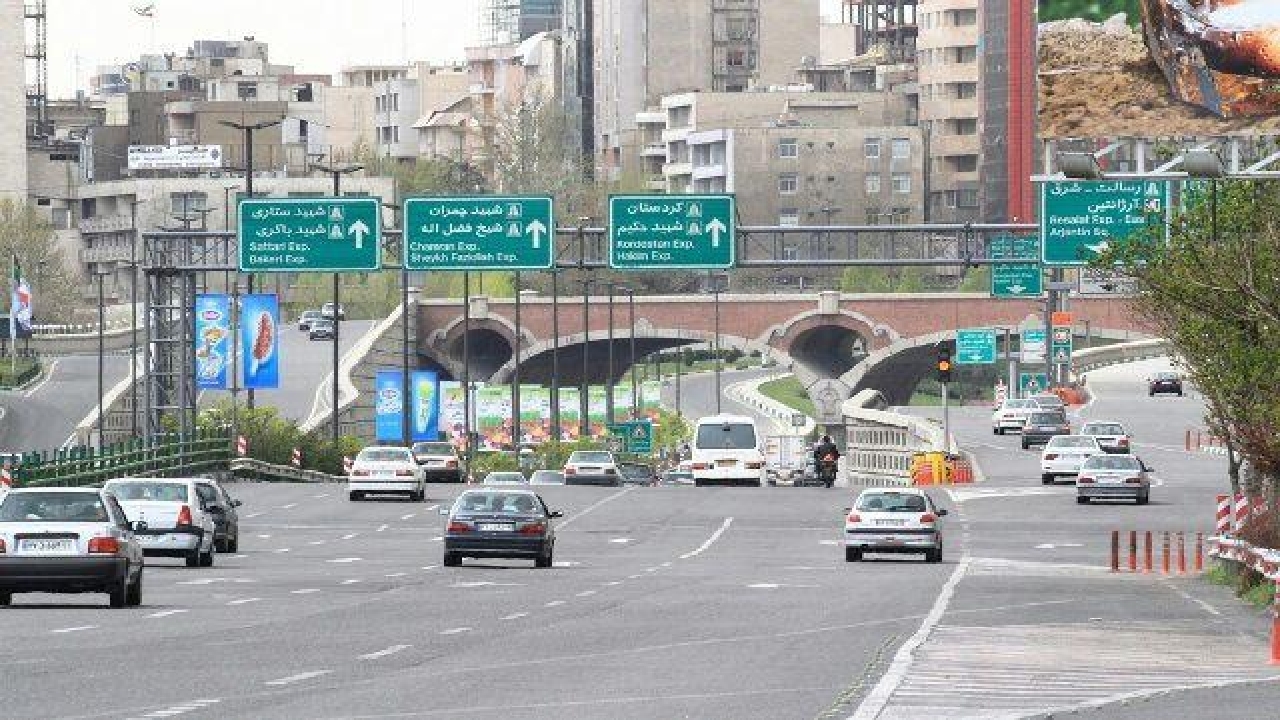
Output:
left=410, top=291, right=1148, bottom=419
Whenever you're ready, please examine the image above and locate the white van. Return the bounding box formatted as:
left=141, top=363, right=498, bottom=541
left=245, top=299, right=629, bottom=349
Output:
left=690, top=414, right=766, bottom=487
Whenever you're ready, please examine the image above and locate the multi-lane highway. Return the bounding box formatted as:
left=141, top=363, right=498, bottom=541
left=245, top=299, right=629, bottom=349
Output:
left=2, top=358, right=1276, bottom=719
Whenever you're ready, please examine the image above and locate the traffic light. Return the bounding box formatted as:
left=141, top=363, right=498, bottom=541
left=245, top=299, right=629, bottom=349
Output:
left=936, top=345, right=953, bottom=383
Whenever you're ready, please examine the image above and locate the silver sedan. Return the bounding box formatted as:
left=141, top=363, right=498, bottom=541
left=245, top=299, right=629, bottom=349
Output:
left=1076, top=454, right=1153, bottom=505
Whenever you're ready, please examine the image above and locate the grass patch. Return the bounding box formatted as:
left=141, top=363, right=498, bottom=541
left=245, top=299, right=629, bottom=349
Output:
left=1204, top=560, right=1274, bottom=609
left=758, top=375, right=817, bottom=418
left=0, top=357, right=40, bottom=389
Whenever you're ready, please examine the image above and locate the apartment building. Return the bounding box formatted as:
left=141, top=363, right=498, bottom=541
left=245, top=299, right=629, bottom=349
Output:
left=465, top=32, right=564, bottom=178
left=917, top=0, right=981, bottom=222
left=479, top=0, right=561, bottom=45
left=594, top=0, right=821, bottom=181
left=372, top=64, right=469, bottom=162
left=1, top=0, right=26, bottom=201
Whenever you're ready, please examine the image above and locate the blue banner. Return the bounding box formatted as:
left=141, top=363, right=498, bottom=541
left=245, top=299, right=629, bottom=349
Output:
left=411, top=370, right=440, bottom=442
left=375, top=370, right=405, bottom=443
left=194, top=294, right=231, bottom=389
left=240, top=294, right=280, bottom=390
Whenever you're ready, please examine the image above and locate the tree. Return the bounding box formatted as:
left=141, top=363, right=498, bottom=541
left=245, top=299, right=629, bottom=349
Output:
left=1099, top=179, right=1280, bottom=533
left=0, top=199, right=79, bottom=323
left=491, top=88, right=597, bottom=218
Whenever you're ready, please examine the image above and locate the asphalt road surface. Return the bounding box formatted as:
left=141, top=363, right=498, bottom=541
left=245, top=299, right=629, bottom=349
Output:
left=0, top=354, right=133, bottom=452
left=3, top=358, right=1277, bottom=720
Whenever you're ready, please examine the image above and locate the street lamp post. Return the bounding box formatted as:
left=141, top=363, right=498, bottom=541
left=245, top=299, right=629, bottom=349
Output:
left=512, top=272, right=522, bottom=449
left=606, top=282, right=615, bottom=426
left=220, top=117, right=283, bottom=412
left=550, top=268, right=560, bottom=442
left=94, top=269, right=109, bottom=449
left=617, top=286, right=637, bottom=418
left=580, top=279, right=592, bottom=438
left=310, top=162, right=364, bottom=445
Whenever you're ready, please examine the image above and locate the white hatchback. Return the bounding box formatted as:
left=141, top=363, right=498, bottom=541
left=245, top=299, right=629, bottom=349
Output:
left=991, top=398, right=1038, bottom=435
left=1040, top=435, right=1103, bottom=484
left=844, top=488, right=947, bottom=563
left=349, top=446, right=426, bottom=501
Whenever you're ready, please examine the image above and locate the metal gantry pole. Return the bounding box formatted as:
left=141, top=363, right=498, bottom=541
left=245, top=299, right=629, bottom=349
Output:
left=96, top=272, right=105, bottom=449
left=463, top=272, right=473, bottom=469
left=401, top=268, right=411, bottom=446
left=512, top=272, right=522, bottom=449
left=606, top=282, right=615, bottom=426
left=580, top=279, right=591, bottom=438
left=129, top=202, right=139, bottom=438
left=714, top=287, right=722, bottom=415
left=550, top=269, right=560, bottom=442
left=628, top=289, right=637, bottom=419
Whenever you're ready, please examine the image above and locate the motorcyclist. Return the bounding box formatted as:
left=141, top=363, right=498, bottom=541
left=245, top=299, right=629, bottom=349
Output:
left=813, top=435, right=840, bottom=486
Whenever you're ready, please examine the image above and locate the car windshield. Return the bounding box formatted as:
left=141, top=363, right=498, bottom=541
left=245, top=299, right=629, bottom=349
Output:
left=568, top=451, right=612, bottom=464
left=856, top=492, right=928, bottom=513
left=1083, top=455, right=1142, bottom=471
left=530, top=471, right=563, bottom=484
left=695, top=422, right=757, bottom=449
left=358, top=448, right=411, bottom=462
left=619, top=464, right=651, bottom=477
left=413, top=442, right=455, bottom=455
left=0, top=492, right=110, bottom=522
left=484, top=472, right=527, bottom=484
left=1154, top=372, right=1178, bottom=380
left=1004, top=399, right=1034, bottom=409
left=455, top=492, right=541, bottom=515
left=1084, top=424, right=1124, bottom=435
left=312, top=318, right=333, bottom=326
left=1033, top=396, right=1064, bottom=406
left=1028, top=413, right=1064, bottom=424
left=1048, top=436, right=1097, bottom=449
left=105, top=482, right=189, bottom=502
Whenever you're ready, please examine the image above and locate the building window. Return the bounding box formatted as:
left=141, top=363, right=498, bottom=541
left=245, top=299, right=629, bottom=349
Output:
left=779, top=209, right=799, bottom=226
left=778, top=138, right=798, bottom=158
left=727, top=48, right=746, bottom=67
left=954, top=82, right=977, bottom=99
left=957, top=189, right=980, bottom=207
left=51, top=207, right=70, bottom=230
left=237, top=82, right=258, bottom=100
left=864, top=138, right=881, bottom=160
left=891, top=138, right=911, bottom=159
left=865, top=207, right=882, bottom=225
left=948, top=154, right=979, bottom=172
left=892, top=173, right=911, bottom=194
left=952, top=118, right=978, bottom=135
left=865, top=174, right=882, bottom=194
left=951, top=46, right=978, bottom=63
left=778, top=173, right=798, bottom=195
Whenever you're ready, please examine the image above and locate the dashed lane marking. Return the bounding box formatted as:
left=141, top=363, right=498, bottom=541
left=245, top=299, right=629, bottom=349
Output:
left=290, top=589, right=320, bottom=595
left=502, top=612, right=529, bottom=620
left=439, top=627, right=471, bottom=635
left=51, top=625, right=97, bottom=634
left=358, top=644, right=411, bottom=661
left=263, top=670, right=331, bottom=687
left=147, top=609, right=190, bottom=618
left=227, top=598, right=261, bottom=606
left=328, top=557, right=363, bottom=563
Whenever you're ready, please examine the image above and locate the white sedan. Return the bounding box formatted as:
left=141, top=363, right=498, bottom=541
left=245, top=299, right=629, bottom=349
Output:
left=843, top=488, right=947, bottom=563
left=348, top=446, right=426, bottom=501
left=1080, top=421, right=1132, bottom=454
left=1041, top=435, right=1103, bottom=484
left=991, top=398, right=1038, bottom=434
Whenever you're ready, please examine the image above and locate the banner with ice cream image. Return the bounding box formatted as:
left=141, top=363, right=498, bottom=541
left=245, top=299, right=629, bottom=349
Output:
left=410, top=370, right=440, bottom=443
left=194, top=294, right=231, bottom=389
left=239, top=294, right=279, bottom=390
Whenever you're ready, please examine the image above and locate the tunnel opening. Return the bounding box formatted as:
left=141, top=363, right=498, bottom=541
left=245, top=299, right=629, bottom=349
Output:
left=791, top=326, right=868, bottom=380
left=447, top=328, right=513, bottom=380
left=517, top=337, right=698, bottom=386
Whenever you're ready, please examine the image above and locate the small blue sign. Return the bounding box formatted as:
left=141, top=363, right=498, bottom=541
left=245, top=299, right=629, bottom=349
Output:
left=375, top=370, right=405, bottom=443
left=194, top=294, right=230, bottom=390
left=411, top=370, right=440, bottom=442
left=239, top=294, right=279, bottom=390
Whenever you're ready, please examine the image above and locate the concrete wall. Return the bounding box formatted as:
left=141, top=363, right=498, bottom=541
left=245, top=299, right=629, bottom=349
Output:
left=0, top=0, right=27, bottom=202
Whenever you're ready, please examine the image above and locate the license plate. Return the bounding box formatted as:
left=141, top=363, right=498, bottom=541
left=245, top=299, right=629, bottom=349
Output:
left=19, top=538, right=75, bottom=554
left=376, top=470, right=394, bottom=477
left=718, top=459, right=738, bottom=467
left=876, top=519, right=905, bottom=526
left=478, top=523, right=513, bottom=532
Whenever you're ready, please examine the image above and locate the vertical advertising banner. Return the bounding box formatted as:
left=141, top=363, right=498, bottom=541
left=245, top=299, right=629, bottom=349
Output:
left=194, top=294, right=231, bottom=390
left=439, top=381, right=466, bottom=447
left=374, top=371, right=405, bottom=443
left=521, top=386, right=549, bottom=445
left=410, top=370, right=440, bottom=443
left=558, top=387, right=580, bottom=442
left=641, top=380, right=662, bottom=420
left=587, top=386, right=609, bottom=438
left=239, top=294, right=280, bottom=390
left=476, top=385, right=511, bottom=449
left=612, top=384, right=634, bottom=420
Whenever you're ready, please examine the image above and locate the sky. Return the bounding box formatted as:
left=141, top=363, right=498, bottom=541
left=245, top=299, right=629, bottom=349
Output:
left=47, top=0, right=845, bottom=99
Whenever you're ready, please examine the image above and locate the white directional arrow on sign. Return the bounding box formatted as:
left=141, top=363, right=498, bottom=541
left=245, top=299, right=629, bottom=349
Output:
left=526, top=219, right=547, bottom=249
left=1006, top=284, right=1026, bottom=295
left=348, top=220, right=371, bottom=249
left=706, top=218, right=727, bottom=248
left=1083, top=240, right=1110, bottom=257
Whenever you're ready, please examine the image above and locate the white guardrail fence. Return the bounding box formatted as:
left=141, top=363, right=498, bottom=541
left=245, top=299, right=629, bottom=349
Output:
left=228, top=457, right=344, bottom=483
left=1071, top=339, right=1172, bottom=376
left=724, top=374, right=816, bottom=436
left=841, top=389, right=947, bottom=487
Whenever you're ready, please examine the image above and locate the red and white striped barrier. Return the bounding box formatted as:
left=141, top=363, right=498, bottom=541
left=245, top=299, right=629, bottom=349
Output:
left=0, top=464, right=11, bottom=489
left=1217, top=494, right=1233, bottom=534
left=342, top=455, right=353, bottom=475
left=236, top=435, right=248, bottom=457
left=291, top=447, right=302, bottom=468
left=1215, top=493, right=1267, bottom=534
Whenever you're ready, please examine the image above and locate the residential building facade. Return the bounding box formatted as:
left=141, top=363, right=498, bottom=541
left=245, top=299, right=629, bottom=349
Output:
left=1, top=0, right=26, bottom=201
left=917, top=0, right=981, bottom=222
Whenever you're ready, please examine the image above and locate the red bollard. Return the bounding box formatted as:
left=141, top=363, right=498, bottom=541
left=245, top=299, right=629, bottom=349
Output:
left=1185, top=428, right=1192, bottom=451
left=1111, top=530, right=1120, bottom=572
left=1162, top=532, right=1171, bottom=575
left=1195, top=532, right=1204, bottom=573
left=1177, top=532, right=1187, bottom=574
left=1128, top=530, right=1137, bottom=572
left=1144, top=531, right=1153, bottom=573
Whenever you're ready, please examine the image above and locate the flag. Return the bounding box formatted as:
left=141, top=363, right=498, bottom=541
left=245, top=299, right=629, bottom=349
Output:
left=8, top=256, right=17, bottom=344
left=13, top=278, right=31, bottom=333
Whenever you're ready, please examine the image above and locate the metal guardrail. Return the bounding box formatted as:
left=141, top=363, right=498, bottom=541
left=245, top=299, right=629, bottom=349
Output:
left=841, top=389, right=945, bottom=487
left=15, top=430, right=232, bottom=488
left=228, top=457, right=344, bottom=484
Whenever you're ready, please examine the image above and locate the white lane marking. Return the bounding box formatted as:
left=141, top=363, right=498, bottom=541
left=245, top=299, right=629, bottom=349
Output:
left=850, top=556, right=971, bottom=720
left=545, top=600, right=566, bottom=607
left=425, top=504, right=440, bottom=512
left=329, top=557, right=363, bottom=563
left=377, top=524, right=389, bottom=532
left=341, top=533, right=359, bottom=540
left=147, top=609, right=190, bottom=618
left=557, top=487, right=635, bottom=529
left=451, top=581, right=523, bottom=588
left=661, top=562, right=672, bottom=567
left=553, top=561, right=580, bottom=567
left=227, top=597, right=261, bottom=606
left=23, top=359, right=60, bottom=397
left=291, top=588, right=320, bottom=595
left=421, top=565, right=439, bottom=571
left=627, top=574, right=642, bottom=579
left=308, top=540, right=326, bottom=546
left=51, top=625, right=97, bottom=634
left=603, top=581, right=622, bottom=586
left=256, top=534, right=272, bottom=539
left=342, top=579, right=362, bottom=585
left=429, top=535, right=443, bottom=542
left=244, top=512, right=264, bottom=519
left=385, top=572, right=408, bottom=578
left=501, top=612, right=529, bottom=621
left=264, top=670, right=331, bottom=686
left=645, top=567, right=659, bottom=573
left=439, top=627, right=471, bottom=635
left=358, top=644, right=412, bottom=661
left=609, top=538, right=631, bottom=544
left=313, top=493, right=330, bottom=499
left=576, top=590, right=598, bottom=597
left=1035, top=543, right=1084, bottom=550
left=819, top=539, right=840, bottom=546
left=232, top=554, right=247, bottom=559
left=679, top=517, right=734, bottom=560
left=273, top=548, right=291, bottom=553
left=747, top=583, right=820, bottom=589
left=1160, top=578, right=1222, bottom=617
left=400, top=513, right=417, bottom=520
left=280, top=503, right=297, bottom=510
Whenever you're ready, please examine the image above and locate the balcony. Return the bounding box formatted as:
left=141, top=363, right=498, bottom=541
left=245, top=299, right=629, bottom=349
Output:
left=662, top=162, right=693, bottom=177
left=635, top=111, right=666, bottom=126
left=78, top=216, right=136, bottom=235
left=645, top=176, right=667, bottom=192
left=640, top=143, right=667, bottom=158
left=468, top=82, right=496, bottom=95
left=661, top=127, right=691, bottom=144
left=692, top=163, right=727, bottom=180
left=79, top=244, right=133, bottom=265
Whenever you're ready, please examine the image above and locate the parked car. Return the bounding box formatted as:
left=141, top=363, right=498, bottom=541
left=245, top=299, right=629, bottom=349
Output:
left=1040, top=435, right=1104, bottom=484
left=1021, top=411, right=1071, bottom=449
left=193, top=479, right=242, bottom=553
left=1148, top=371, right=1183, bottom=396
left=1080, top=421, right=1132, bottom=454
left=562, top=450, right=620, bottom=487
left=618, top=462, right=660, bottom=486
left=1077, top=454, right=1153, bottom=505
left=412, top=441, right=463, bottom=482
left=297, top=310, right=323, bottom=331
left=482, top=471, right=529, bottom=486
left=101, top=478, right=218, bottom=568
left=308, top=318, right=336, bottom=341
left=991, top=398, right=1039, bottom=435
left=843, top=488, right=946, bottom=563
left=440, top=488, right=561, bottom=568
left=529, top=470, right=565, bottom=486
left=0, top=487, right=146, bottom=608
left=321, top=302, right=346, bottom=321
left=348, top=446, right=426, bottom=501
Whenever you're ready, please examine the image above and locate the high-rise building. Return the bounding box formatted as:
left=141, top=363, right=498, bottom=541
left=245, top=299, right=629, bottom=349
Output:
left=479, top=0, right=562, bottom=45
left=917, top=0, right=981, bottom=222
left=1, top=0, right=28, bottom=201
left=981, top=0, right=1035, bottom=223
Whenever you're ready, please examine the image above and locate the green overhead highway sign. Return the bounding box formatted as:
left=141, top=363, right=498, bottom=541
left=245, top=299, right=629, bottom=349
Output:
left=239, top=197, right=381, bottom=272
left=609, top=194, right=735, bottom=270
left=989, top=234, right=1043, bottom=298
left=956, top=328, right=998, bottom=365
left=402, top=196, right=554, bottom=271
left=1040, top=180, right=1169, bottom=266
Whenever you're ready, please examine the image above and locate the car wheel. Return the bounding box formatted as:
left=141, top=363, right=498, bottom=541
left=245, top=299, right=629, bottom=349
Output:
left=1137, top=493, right=1150, bottom=505
left=443, top=552, right=462, bottom=567
left=1041, top=474, right=1054, bottom=484
left=126, top=571, right=143, bottom=607
left=0, top=592, right=10, bottom=607
left=994, top=427, right=1002, bottom=435
left=349, top=491, right=362, bottom=502
left=226, top=535, right=239, bottom=554
left=694, top=479, right=705, bottom=487
left=926, top=548, right=943, bottom=563
left=199, top=544, right=215, bottom=567
left=845, top=547, right=862, bottom=562
left=1077, top=496, right=1090, bottom=504
left=108, top=575, right=129, bottom=608
left=214, top=538, right=227, bottom=553
left=535, top=549, right=553, bottom=568
left=1177, top=392, right=1184, bottom=397
left=185, top=548, right=201, bottom=568
left=1021, top=440, right=1030, bottom=450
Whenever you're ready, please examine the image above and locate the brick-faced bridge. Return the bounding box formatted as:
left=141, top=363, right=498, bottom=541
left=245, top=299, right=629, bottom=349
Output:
left=412, top=291, right=1147, bottom=414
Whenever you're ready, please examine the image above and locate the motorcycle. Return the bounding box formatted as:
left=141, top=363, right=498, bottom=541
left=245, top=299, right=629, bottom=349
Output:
left=817, top=458, right=838, bottom=488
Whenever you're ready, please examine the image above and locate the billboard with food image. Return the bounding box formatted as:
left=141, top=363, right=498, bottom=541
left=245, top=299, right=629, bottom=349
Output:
left=239, top=294, right=279, bottom=390
left=1039, top=1, right=1280, bottom=137
left=476, top=385, right=512, bottom=450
